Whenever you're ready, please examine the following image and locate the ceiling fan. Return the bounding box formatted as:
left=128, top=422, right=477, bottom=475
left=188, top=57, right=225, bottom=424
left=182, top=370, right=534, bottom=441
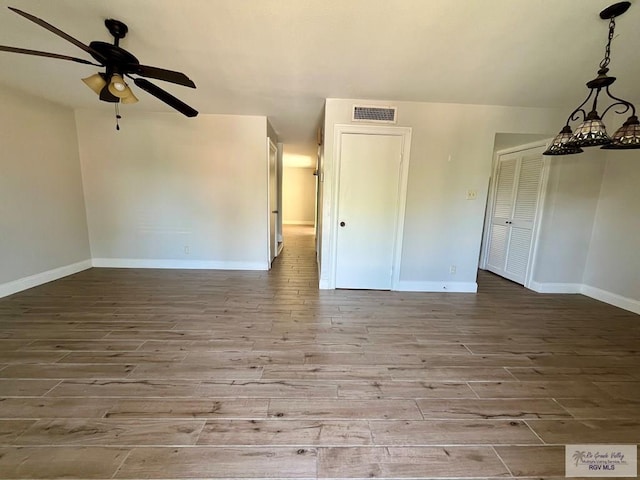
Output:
left=0, top=7, right=198, bottom=117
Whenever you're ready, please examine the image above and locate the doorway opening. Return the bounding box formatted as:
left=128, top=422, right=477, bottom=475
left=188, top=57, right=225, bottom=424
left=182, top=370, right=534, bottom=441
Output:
left=280, top=147, right=318, bottom=263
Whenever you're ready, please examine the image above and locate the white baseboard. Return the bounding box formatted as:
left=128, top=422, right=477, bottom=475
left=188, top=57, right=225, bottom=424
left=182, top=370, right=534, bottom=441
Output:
left=319, top=279, right=477, bottom=292
left=395, top=281, right=478, bottom=293
left=529, top=281, right=583, bottom=294
left=0, top=260, right=92, bottom=299
left=91, top=258, right=269, bottom=271
left=529, top=281, right=639, bottom=315
left=283, top=221, right=314, bottom=225
left=581, top=285, right=640, bottom=315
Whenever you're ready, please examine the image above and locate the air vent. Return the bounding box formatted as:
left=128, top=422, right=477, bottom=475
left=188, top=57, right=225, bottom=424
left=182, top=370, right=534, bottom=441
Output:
left=352, top=105, right=397, bottom=124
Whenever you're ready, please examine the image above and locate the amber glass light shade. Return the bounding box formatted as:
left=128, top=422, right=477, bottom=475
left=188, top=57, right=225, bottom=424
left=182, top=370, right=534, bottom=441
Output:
left=120, top=89, right=139, bottom=104
left=108, top=74, right=129, bottom=98
left=82, top=73, right=107, bottom=95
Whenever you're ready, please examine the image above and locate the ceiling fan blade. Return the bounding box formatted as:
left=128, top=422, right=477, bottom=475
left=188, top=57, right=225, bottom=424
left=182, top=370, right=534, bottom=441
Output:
left=133, top=78, right=198, bottom=117
left=0, top=45, right=100, bottom=65
left=8, top=7, right=107, bottom=64
left=127, top=64, right=196, bottom=88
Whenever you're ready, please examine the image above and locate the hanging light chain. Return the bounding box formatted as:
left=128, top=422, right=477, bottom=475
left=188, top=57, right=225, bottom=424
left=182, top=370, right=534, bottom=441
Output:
left=599, top=16, right=616, bottom=70
left=115, top=103, right=122, bottom=131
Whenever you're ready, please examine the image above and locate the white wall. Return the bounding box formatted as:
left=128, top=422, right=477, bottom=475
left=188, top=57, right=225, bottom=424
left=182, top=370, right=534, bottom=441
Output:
left=0, top=85, right=91, bottom=297
left=532, top=150, right=605, bottom=286
left=583, top=151, right=640, bottom=311
left=523, top=148, right=639, bottom=314
left=320, top=98, right=563, bottom=291
left=75, top=109, right=270, bottom=270
left=283, top=167, right=316, bottom=225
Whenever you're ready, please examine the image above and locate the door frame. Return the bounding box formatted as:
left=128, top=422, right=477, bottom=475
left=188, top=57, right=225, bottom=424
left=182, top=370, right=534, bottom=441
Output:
left=267, top=138, right=279, bottom=267
left=479, top=140, right=551, bottom=289
left=276, top=142, right=284, bottom=254
left=328, top=124, right=412, bottom=290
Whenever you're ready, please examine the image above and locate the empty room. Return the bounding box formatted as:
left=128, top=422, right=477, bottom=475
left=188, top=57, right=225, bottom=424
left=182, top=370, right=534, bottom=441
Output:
left=0, top=1, right=638, bottom=479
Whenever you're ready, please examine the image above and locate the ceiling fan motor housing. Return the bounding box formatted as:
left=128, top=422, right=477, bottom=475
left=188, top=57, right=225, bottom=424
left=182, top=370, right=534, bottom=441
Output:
left=88, top=42, right=139, bottom=72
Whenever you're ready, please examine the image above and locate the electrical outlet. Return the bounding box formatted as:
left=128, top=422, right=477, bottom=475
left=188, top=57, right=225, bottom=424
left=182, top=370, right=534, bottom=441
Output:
left=449, top=265, right=456, bottom=275
left=184, top=246, right=190, bottom=255
left=466, top=189, right=477, bottom=200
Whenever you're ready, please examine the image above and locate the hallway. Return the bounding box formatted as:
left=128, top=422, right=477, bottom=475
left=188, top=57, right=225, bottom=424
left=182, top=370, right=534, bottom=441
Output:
left=0, top=224, right=638, bottom=478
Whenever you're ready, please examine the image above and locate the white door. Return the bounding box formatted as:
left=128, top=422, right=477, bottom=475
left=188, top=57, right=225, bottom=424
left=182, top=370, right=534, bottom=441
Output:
left=486, top=146, right=545, bottom=285
left=335, top=133, right=403, bottom=289
left=268, top=140, right=278, bottom=266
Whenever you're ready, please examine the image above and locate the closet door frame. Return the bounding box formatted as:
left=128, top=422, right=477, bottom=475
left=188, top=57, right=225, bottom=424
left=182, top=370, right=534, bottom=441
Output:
left=480, top=140, right=551, bottom=289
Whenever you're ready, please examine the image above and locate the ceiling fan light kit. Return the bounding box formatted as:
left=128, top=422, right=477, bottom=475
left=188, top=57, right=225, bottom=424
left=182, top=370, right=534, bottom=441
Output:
left=0, top=6, right=198, bottom=128
left=544, top=1, right=640, bottom=155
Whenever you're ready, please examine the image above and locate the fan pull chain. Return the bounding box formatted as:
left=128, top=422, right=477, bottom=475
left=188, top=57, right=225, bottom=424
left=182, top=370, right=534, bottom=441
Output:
left=115, top=103, right=122, bottom=131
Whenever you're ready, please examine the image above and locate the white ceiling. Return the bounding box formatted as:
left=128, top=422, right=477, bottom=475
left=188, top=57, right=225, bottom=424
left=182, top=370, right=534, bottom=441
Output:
left=1, top=0, right=639, bottom=159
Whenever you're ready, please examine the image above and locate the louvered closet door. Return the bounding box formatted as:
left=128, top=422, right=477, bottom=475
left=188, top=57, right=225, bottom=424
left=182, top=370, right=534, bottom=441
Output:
left=486, top=157, right=517, bottom=275
left=486, top=146, right=545, bottom=285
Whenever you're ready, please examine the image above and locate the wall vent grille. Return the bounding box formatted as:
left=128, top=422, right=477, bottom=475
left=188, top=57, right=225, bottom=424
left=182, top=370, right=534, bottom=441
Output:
left=352, top=105, right=397, bottom=124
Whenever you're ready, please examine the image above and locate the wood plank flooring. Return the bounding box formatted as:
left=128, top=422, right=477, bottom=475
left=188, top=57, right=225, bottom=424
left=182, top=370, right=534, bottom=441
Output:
left=0, top=224, right=638, bottom=479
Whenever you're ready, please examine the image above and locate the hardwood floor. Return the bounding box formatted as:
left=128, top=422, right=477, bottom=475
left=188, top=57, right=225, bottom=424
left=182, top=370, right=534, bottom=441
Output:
left=0, top=224, right=638, bottom=479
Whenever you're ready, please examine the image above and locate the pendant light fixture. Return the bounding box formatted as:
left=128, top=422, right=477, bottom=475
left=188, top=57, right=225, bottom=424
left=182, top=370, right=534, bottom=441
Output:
left=544, top=2, right=640, bottom=155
